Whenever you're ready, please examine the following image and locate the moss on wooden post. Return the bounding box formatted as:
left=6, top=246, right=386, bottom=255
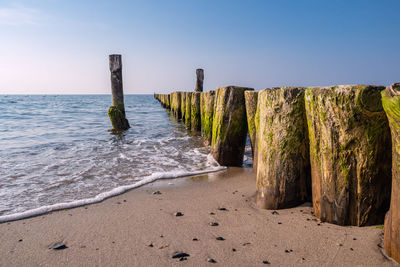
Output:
left=107, top=54, right=130, bottom=132
left=181, top=92, right=187, bottom=121
left=171, top=92, right=182, bottom=119
left=185, top=92, right=192, bottom=128
left=191, top=92, right=201, bottom=131
left=244, top=91, right=258, bottom=172
left=305, top=85, right=391, bottom=226
left=382, top=83, right=400, bottom=263
left=255, top=87, right=310, bottom=209
left=200, top=91, right=215, bottom=145
left=211, top=86, right=253, bottom=166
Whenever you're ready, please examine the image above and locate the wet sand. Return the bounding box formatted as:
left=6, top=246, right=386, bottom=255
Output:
left=0, top=167, right=397, bottom=266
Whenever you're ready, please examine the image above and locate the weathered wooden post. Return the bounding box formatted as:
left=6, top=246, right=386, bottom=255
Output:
left=382, top=83, right=400, bottom=263
left=181, top=92, right=187, bottom=121
left=191, top=92, right=201, bottom=131
left=195, top=69, right=204, bottom=92
left=107, top=54, right=130, bottom=132
left=244, top=91, right=259, bottom=172
left=305, top=85, right=391, bottom=226
left=185, top=92, right=192, bottom=128
left=200, top=91, right=215, bottom=145
left=211, top=86, right=253, bottom=166
left=256, top=87, right=310, bottom=210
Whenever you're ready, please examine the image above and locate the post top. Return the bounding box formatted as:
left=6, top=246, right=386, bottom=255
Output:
left=109, top=54, right=122, bottom=72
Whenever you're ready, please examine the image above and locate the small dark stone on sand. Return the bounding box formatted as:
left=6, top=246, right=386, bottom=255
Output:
left=290, top=249, right=293, bottom=252
left=117, top=202, right=121, bottom=204
left=300, top=210, right=303, bottom=212
left=210, top=212, right=215, bottom=215
left=242, top=242, right=251, bottom=246
left=317, top=223, right=321, bottom=226
left=112, top=241, right=115, bottom=244
left=179, top=257, right=187, bottom=261
left=263, top=260, right=270, bottom=264
left=216, top=237, right=225, bottom=241
left=80, top=245, right=86, bottom=248
left=307, top=218, right=310, bottom=221
left=123, top=200, right=126, bottom=202
left=174, top=212, right=184, bottom=217
left=18, top=239, right=22, bottom=242
left=153, top=191, right=162, bottom=195
left=172, top=252, right=190, bottom=259
left=49, top=243, right=68, bottom=250
left=207, top=258, right=217, bottom=263
left=232, top=248, right=236, bottom=252
left=285, top=249, right=290, bottom=253
left=278, top=222, right=282, bottom=224
left=350, top=248, right=354, bottom=251
left=193, top=238, right=198, bottom=241
left=96, top=248, right=99, bottom=250
left=160, top=235, right=164, bottom=238
left=353, top=237, right=357, bottom=240
left=271, top=211, right=279, bottom=215
left=210, top=222, right=219, bottom=226
left=148, top=243, right=153, bottom=247
left=302, top=257, right=305, bottom=260
left=235, top=209, right=238, bottom=211
left=339, top=244, right=343, bottom=246
left=218, top=207, right=228, bottom=211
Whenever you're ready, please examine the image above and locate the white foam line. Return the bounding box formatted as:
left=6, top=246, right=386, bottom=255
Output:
left=0, top=166, right=227, bottom=223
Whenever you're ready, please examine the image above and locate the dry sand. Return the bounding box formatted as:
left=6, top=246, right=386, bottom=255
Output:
left=0, top=167, right=397, bottom=266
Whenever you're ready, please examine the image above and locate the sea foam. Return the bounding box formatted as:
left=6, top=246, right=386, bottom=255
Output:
left=0, top=163, right=226, bottom=223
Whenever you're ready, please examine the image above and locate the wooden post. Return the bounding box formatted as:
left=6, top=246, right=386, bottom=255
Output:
left=108, top=54, right=130, bottom=132
left=195, top=69, right=204, bottom=92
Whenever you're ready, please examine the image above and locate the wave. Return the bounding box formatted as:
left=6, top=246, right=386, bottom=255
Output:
left=0, top=163, right=226, bottom=223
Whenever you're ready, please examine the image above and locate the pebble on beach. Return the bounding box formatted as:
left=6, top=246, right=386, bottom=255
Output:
left=49, top=243, right=68, bottom=250
left=210, top=222, right=219, bottom=226
left=207, top=258, right=217, bottom=263
left=172, top=252, right=190, bottom=259
left=174, top=212, right=184, bottom=217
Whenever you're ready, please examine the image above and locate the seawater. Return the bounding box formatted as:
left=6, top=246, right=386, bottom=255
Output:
left=0, top=94, right=229, bottom=222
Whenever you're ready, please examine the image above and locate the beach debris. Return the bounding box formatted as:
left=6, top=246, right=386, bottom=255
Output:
left=153, top=191, right=162, bottom=195
left=263, top=260, right=271, bottom=264
left=242, top=242, right=251, bottom=246
left=210, top=222, right=219, bottom=226
left=207, top=258, right=217, bottom=263
left=216, top=237, right=225, bottom=241
left=159, top=245, right=169, bottom=249
left=174, top=212, right=184, bottom=217
left=172, top=252, right=190, bottom=259
left=271, top=211, right=279, bottom=215
left=218, top=207, right=228, bottom=211
left=192, top=238, right=198, bottom=241
left=285, top=249, right=290, bottom=253
left=49, top=243, right=68, bottom=250
left=148, top=243, right=153, bottom=247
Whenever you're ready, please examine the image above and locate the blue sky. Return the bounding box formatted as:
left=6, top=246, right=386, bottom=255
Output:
left=0, top=0, right=399, bottom=94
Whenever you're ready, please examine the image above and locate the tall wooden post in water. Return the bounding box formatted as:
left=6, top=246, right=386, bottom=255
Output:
left=108, top=54, right=130, bottom=132
left=195, top=68, right=204, bottom=92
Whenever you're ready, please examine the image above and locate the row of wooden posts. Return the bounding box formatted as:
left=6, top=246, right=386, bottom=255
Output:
left=105, top=55, right=399, bottom=262
left=154, top=83, right=400, bottom=263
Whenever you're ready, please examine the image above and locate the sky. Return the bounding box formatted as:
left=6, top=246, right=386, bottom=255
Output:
left=0, top=0, right=399, bottom=94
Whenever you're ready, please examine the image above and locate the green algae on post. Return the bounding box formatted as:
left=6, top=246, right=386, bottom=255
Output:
left=200, top=91, right=215, bottom=145
left=255, top=87, right=310, bottom=210
left=191, top=92, right=201, bottom=131
left=211, top=86, right=253, bottom=166
left=185, top=92, right=192, bottom=128
left=382, top=83, right=400, bottom=263
left=244, top=91, right=258, bottom=172
left=304, top=85, right=391, bottom=226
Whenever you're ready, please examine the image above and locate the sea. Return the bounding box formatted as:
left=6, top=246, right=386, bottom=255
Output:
left=0, top=94, right=252, bottom=222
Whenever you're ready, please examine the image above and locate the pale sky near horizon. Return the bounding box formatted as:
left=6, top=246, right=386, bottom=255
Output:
left=0, top=0, right=399, bottom=94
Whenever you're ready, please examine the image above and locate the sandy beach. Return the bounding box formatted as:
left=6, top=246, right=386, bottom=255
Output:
left=0, top=167, right=397, bottom=266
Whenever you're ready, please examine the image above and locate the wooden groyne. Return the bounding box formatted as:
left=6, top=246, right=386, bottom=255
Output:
left=155, top=82, right=400, bottom=263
